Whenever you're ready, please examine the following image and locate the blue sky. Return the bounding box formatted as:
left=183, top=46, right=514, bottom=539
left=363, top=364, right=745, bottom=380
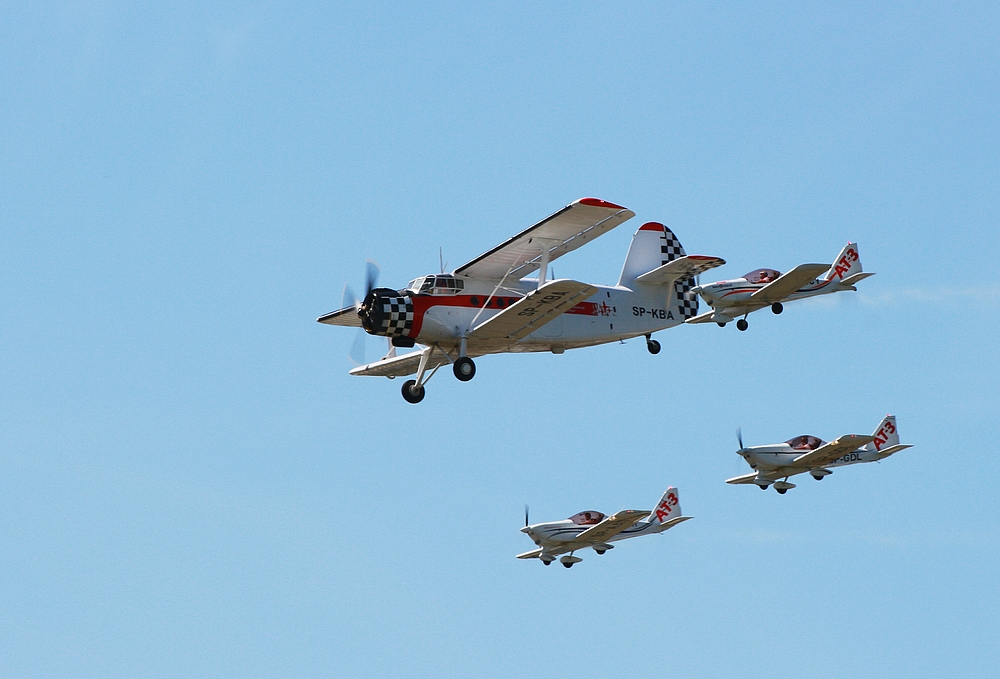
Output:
left=2, top=2, right=998, bottom=677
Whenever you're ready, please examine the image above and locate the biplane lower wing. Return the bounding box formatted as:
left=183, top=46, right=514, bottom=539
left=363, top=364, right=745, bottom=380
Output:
left=349, top=348, right=453, bottom=378
left=792, top=435, right=875, bottom=468
left=469, top=279, right=598, bottom=341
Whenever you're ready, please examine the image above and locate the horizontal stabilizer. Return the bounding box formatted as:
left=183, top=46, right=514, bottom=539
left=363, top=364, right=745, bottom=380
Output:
left=875, top=443, right=913, bottom=457
left=661, top=515, right=693, bottom=529
left=749, top=263, right=831, bottom=303
left=838, top=272, right=875, bottom=289
left=470, top=279, right=597, bottom=341
left=686, top=309, right=734, bottom=325
left=516, top=548, right=543, bottom=560
left=635, top=255, right=726, bottom=286
left=317, top=305, right=363, bottom=327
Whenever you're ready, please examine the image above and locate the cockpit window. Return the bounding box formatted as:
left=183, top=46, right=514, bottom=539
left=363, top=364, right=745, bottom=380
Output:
left=568, top=511, right=605, bottom=525
left=785, top=435, right=824, bottom=450
left=743, top=268, right=781, bottom=284
left=415, top=275, right=465, bottom=294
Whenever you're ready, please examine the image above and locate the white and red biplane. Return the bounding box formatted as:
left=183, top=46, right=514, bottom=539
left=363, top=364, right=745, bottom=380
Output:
left=727, top=415, right=912, bottom=493
left=517, top=487, right=691, bottom=568
left=318, top=199, right=724, bottom=402
left=687, top=242, right=874, bottom=331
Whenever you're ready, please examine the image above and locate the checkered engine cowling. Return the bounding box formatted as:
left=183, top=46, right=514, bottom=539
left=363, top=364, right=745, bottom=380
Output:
left=662, top=226, right=699, bottom=321
left=359, top=288, right=415, bottom=338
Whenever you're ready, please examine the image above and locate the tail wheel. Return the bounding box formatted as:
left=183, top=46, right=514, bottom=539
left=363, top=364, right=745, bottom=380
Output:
left=453, top=356, right=476, bottom=382
left=646, top=339, right=661, bottom=355
left=736, top=319, right=749, bottom=331
left=771, top=302, right=783, bottom=315
left=401, top=379, right=425, bottom=404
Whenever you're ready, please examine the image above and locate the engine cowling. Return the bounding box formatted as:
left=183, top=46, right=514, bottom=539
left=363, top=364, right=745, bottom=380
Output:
left=359, top=287, right=415, bottom=338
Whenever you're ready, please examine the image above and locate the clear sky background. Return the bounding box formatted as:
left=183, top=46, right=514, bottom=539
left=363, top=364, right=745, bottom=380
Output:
left=2, top=2, right=998, bottom=677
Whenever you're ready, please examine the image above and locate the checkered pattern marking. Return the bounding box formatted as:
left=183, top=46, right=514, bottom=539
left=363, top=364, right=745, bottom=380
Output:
left=381, top=296, right=414, bottom=337
left=661, top=226, right=699, bottom=320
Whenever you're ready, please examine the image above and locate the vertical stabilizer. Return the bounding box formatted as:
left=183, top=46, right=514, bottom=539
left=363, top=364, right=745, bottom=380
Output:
left=867, top=415, right=901, bottom=452
left=647, top=487, right=682, bottom=526
left=618, top=222, right=699, bottom=320
left=825, top=242, right=863, bottom=281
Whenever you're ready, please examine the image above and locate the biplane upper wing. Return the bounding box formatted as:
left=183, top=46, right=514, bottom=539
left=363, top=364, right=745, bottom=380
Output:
left=348, top=349, right=452, bottom=378
left=748, top=263, right=831, bottom=303
left=317, top=305, right=363, bottom=327
left=469, top=279, right=598, bottom=341
left=454, top=198, right=635, bottom=281
left=792, top=435, right=875, bottom=468
left=635, top=255, right=726, bottom=285
left=574, top=510, right=649, bottom=543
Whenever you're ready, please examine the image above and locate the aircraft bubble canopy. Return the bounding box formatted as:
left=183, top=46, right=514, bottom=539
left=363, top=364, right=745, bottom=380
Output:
left=742, top=268, right=781, bottom=283
left=568, top=511, right=605, bottom=525
left=785, top=435, right=824, bottom=450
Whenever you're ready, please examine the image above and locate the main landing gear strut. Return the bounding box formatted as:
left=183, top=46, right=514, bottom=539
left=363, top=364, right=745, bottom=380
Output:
left=400, top=342, right=478, bottom=403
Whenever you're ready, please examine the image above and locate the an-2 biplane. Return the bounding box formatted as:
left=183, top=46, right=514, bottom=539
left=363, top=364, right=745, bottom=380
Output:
left=687, top=242, right=874, bottom=331
left=517, top=487, right=691, bottom=568
left=727, top=415, right=912, bottom=493
left=318, top=199, right=724, bottom=402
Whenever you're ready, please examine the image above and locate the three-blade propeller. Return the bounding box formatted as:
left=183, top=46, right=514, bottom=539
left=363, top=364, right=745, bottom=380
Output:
left=342, top=260, right=381, bottom=365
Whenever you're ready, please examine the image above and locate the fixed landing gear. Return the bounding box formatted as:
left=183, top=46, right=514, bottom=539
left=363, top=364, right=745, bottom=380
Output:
left=758, top=484, right=769, bottom=491
left=595, top=549, right=606, bottom=555
left=560, top=554, right=582, bottom=568
left=776, top=487, right=788, bottom=494
left=401, top=380, right=425, bottom=404
left=717, top=322, right=727, bottom=328
left=736, top=318, right=749, bottom=332
left=771, top=302, right=783, bottom=315
left=645, top=334, right=661, bottom=355
left=453, top=356, right=476, bottom=381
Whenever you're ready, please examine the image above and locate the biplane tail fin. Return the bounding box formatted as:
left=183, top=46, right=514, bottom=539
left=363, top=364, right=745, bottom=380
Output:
left=825, top=242, right=864, bottom=281
left=619, top=222, right=687, bottom=285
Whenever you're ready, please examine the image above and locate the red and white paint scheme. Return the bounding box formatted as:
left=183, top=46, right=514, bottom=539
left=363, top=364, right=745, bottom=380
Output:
left=687, top=242, right=874, bottom=331
left=516, top=487, right=691, bottom=568
left=727, top=415, right=912, bottom=493
left=318, top=198, right=724, bottom=402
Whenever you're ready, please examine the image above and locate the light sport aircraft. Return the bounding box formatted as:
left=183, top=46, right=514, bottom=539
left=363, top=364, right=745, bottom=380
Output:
left=517, top=487, right=691, bottom=568
left=318, top=198, right=724, bottom=402
left=727, top=415, right=912, bottom=493
left=687, top=242, right=874, bottom=331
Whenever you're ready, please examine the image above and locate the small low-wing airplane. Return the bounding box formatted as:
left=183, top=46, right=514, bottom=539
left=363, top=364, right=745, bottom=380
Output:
left=318, top=198, right=724, bottom=402
left=687, top=242, right=874, bottom=331
left=517, top=487, right=691, bottom=567
left=726, top=415, right=912, bottom=493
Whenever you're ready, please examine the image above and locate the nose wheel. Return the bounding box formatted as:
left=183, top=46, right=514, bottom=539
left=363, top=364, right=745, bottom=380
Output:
left=736, top=318, right=749, bottom=331
left=771, top=302, right=783, bottom=314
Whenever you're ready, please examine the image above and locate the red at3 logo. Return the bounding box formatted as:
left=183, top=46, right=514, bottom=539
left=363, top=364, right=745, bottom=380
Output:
left=872, top=419, right=896, bottom=450
left=833, top=247, right=859, bottom=279
left=655, top=492, right=678, bottom=521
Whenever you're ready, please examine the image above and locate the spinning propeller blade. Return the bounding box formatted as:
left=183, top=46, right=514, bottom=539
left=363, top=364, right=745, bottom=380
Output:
left=736, top=427, right=744, bottom=450
left=524, top=504, right=530, bottom=528
left=343, top=260, right=382, bottom=366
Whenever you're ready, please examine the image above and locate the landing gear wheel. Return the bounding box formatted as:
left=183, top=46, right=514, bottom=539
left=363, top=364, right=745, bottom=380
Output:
left=453, top=357, right=476, bottom=382
left=542, top=559, right=551, bottom=566
left=563, top=561, right=573, bottom=568
left=758, top=485, right=768, bottom=491
left=776, top=487, right=787, bottom=494
left=401, top=379, right=425, bottom=404
left=595, top=549, right=606, bottom=555
left=771, top=302, right=783, bottom=315
left=736, top=319, right=749, bottom=332
left=813, top=475, right=824, bottom=481
left=717, top=322, right=727, bottom=328
left=646, top=339, right=661, bottom=355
